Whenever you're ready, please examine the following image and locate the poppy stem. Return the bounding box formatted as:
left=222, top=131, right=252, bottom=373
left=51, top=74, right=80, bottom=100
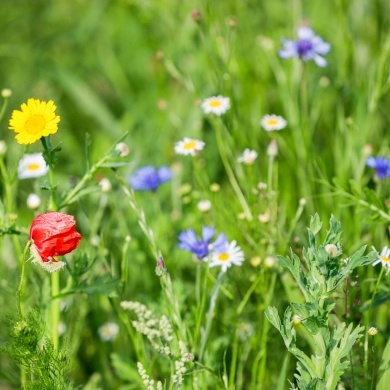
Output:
left=16, top=241, right=32, bottom=318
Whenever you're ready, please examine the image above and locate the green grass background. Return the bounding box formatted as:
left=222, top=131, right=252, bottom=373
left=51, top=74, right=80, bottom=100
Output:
left=0, top=0, right=390, bottom=388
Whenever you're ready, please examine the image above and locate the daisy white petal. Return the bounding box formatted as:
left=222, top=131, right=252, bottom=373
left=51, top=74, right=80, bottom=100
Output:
left=174, top=137, right=205, bottom=156
left=260, top=114, right=287, bottom=131
left=18, top=153, right=49, bottom=179
left=201, top=95, right=230, bottom=116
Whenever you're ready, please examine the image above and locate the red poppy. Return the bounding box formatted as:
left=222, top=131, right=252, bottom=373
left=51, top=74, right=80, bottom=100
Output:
left=30, top=212, right=82, bottom=262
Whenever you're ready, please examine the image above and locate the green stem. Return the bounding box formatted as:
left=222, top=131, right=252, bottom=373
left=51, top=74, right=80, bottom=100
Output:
left=59, top=154, right=109, bottom=209
left=199, top=271, right=225, bottom=361
left=213, top=119, right=252, bottom=220
left=0, top=94, right=10, bottom=123
left=16, top=241, right=32, bottom=318
left=257, top=272, right=277, bottom=385
left=364, top=266, right=384, bottom=378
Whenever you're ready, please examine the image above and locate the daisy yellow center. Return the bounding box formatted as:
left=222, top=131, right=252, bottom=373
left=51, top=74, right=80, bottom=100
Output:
left=218, top=253, right=230, bottom=262
left=209, top=100, right=222, bottom=108
left=380, top=256, right=390, bottom=263
left=266, top=118, right=279, bottom=126
left=184, top=141, right=196, bottom=150
left=27, top=163, right=41, bottom=171
left=25, top=115, right=46, bottom=133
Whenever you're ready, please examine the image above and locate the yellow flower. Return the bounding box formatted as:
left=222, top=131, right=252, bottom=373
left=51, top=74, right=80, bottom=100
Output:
left=9, top=98, right=60, bottom=144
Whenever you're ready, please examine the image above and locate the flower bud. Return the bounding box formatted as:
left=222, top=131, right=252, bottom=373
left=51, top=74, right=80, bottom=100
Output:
left=292, top=315, right=302, bottom=325
left=191, top=9, right=201, bottom=22
left=1, top=89, right=12, bottom=98
left=325, top=244, right=338, bottom=258
left=368, top=327, right=378, bottom=336
left=99, top=178, right=112, bottom=192
left=156, top=256, right=167, bottom=277
left=267, top=140, right=278, bottom=157
left=115, top=142, right=129, bottom=157
left=27, top=193, right=41, bottom=210
left=197, top=199, right=211, bottom=212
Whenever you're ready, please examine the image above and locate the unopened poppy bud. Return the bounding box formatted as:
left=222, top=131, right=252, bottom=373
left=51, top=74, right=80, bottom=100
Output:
left=191, top=9, right=201, bottom=22
left=27, top=193, right=41, bottom=210
left=115, top=142, right=129, bottom=157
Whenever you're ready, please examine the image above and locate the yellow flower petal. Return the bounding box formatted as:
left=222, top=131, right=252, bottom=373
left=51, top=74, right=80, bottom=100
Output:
left=9, top=98, right=60, bottom=145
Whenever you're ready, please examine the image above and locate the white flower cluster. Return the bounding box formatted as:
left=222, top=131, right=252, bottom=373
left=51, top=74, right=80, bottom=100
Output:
left=137, top=362, right=163, bottom=390
left=121, top=301, right=173, bottom=355
left=172, top=341, right=194, bottom=388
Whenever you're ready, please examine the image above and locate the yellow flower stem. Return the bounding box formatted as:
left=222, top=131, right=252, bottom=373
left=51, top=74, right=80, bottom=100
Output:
left=16, top=241, right=32, bottom=318
left=0, top=156, right=23, bottom=258
left=213, top=118, right=252, bottom=220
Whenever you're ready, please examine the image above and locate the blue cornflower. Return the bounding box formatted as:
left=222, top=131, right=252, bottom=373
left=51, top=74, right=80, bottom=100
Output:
left=178, top=226, right=227, bottom=260
left=129, top=165, right=172, bottom=191
left=366, top=156, right=390, bottom=179
left=279, top=26, right=331, bottom=67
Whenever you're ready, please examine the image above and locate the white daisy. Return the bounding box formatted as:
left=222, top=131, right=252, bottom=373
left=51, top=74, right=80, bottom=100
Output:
left=237, top=149, right=258, bottom=164
left=98, top=322, right=120, bottom=342
left=174, top=137, right=205, bottom=156
left=201, top=95, right=230, bottom=116
left=260, top=114, right=287, bottom=131
left=373, top=246, right=390, bottom=274
left=18, top=153, right=49, bottom=179
left=210, top=240, right=245, bottom=272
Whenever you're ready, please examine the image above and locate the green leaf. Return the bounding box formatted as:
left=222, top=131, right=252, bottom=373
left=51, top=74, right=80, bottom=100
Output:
left=377, top=337, right=390, bottom=390
left=110, top=353, right=142, bottom=383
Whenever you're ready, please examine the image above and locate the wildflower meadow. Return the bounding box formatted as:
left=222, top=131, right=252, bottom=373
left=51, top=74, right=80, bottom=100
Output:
left=1, top=1, right=390, bottom=389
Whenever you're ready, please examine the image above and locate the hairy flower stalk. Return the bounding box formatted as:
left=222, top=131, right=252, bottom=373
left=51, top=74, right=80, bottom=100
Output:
left=266, top=215, right=377, bottom=389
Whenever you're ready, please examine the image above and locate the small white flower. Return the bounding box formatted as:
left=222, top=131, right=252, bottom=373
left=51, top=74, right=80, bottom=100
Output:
left=99, top=178, right=112, bottom=192
left=18, top=153, right=49, bottom=179
left=201, top=95, right=230, bottom=116
left=210, top=240, right=245, bottom=272
left=98, top=322, right=119, bottom=341
left=237, top=149, right=258, bottom=164
left=174, top=137, right=205, bottom=156
left=260, top=114, right=287, bottom=131
left=373, top=246, right=390, bottom=274
left=26, top=193, right=41, bottom=210
left=264, top=256, right=276, bottom=268
left=368, top=327, right=378, bottom=336
left=197, top=199, right=212, bottom=212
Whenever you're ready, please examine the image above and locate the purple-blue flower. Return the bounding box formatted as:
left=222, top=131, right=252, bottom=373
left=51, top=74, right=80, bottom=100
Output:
left=178, top=226, right=227, bottom=260
left=129, top=165, right=172, bottom=191
left=366, top=156, right=390, bottom=179
left=279, top=26, right=331, bottom=67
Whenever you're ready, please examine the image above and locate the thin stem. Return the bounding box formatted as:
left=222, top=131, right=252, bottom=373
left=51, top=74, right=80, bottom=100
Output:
left=16, top=241, right=32, bottom=318
left=364, top=266, right=384, bottom=378
left=213, top=118, right=252, bottom=220
left=199, top=270, right=225, bottom=361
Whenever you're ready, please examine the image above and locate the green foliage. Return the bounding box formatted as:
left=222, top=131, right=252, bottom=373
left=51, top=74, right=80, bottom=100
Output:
left=1, top=311, right=74, bottom=390
left=267, top=215, right=378, bottom=389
